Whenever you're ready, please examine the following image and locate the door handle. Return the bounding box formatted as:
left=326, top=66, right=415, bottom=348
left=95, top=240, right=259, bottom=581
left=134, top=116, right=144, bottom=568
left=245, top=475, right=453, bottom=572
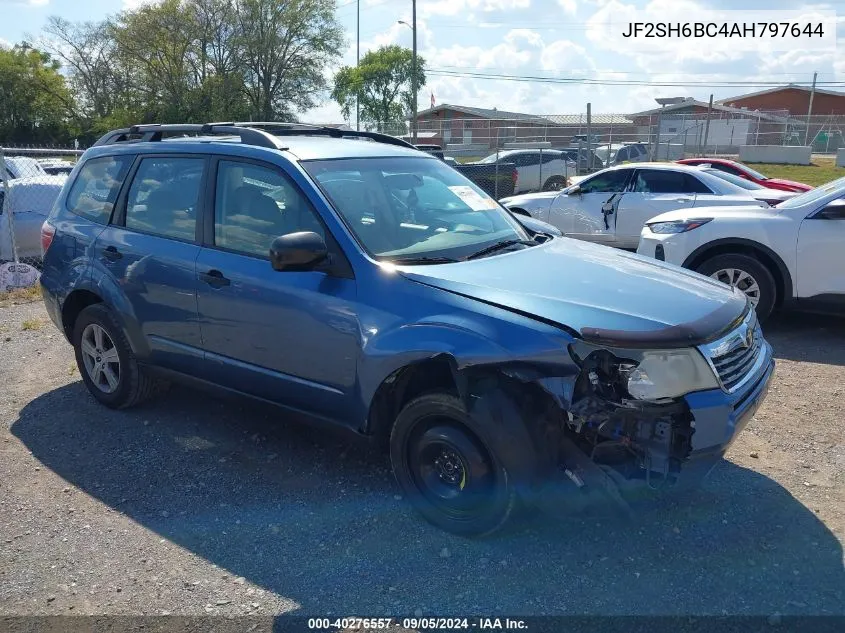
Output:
left=102, top=245, right=122, bottom=261
left=673, top=197, right=693, bottom=203
left=199, top=269, right=230, bottom=288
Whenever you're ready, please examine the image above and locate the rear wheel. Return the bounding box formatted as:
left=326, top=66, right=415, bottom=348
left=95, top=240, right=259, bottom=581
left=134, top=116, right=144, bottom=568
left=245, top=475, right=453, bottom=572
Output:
left=73, top=304, right=167, bottom=409
left=695, top=253, right=776, bottom=321
left=390, top=393, right=517, bottom=537
left=543, top=176, right=567, bottom=191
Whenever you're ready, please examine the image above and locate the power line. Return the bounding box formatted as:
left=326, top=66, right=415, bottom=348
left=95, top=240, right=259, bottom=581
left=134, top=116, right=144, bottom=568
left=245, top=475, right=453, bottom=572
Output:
left=427, top=69, right=845, bottom=88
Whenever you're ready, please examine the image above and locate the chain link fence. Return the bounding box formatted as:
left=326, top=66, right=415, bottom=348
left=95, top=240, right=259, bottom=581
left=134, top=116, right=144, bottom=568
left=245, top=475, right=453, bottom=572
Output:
left=0, top=147, right=82, bottom=291
left=376, top=110, right=845, bottom=163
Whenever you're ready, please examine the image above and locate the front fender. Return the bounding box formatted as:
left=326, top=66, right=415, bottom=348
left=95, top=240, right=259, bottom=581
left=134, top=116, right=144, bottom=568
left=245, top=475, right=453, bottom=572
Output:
left=358, top=315, right=513, bottom=411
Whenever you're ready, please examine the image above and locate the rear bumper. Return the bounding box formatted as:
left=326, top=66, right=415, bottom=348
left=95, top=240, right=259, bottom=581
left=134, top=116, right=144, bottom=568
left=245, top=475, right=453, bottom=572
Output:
left=40, top=278, right=64, bottom=337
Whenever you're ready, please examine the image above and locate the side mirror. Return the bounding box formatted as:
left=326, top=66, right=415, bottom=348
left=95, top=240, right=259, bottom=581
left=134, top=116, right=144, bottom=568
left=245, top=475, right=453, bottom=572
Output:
left=567, top=185, right=582, bottom=196
left=817, top=199, right=845, bottom=220
left=269, top=231, right=328, bottom=271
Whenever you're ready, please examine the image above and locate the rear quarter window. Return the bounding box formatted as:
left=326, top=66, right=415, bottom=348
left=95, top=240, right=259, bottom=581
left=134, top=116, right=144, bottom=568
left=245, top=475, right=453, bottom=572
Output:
left=66, top=155, right=133, bottom=224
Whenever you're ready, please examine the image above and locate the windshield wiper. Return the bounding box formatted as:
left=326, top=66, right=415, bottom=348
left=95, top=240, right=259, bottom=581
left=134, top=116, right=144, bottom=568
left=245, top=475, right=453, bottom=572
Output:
left=464, top=239, right=536, bottom=260
left=387, top=256, right=460, bottom=265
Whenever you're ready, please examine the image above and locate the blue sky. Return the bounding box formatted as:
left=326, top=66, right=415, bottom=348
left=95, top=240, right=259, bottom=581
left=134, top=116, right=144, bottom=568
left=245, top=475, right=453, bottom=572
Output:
left=1, top=0, right=843, bottom=123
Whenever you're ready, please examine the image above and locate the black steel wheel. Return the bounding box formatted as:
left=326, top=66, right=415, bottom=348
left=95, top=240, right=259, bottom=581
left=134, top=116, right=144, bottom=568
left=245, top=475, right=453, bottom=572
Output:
left=390, top=393, right=517, bottom=536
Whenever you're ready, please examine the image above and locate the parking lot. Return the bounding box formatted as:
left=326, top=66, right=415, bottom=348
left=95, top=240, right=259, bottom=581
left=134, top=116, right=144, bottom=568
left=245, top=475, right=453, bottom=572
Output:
left=0, top=298, right=843, bottom=618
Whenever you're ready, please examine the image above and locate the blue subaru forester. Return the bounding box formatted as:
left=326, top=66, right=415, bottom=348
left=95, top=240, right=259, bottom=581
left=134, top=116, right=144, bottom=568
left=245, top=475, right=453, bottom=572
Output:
left=40, top=123, right=774, bottom=535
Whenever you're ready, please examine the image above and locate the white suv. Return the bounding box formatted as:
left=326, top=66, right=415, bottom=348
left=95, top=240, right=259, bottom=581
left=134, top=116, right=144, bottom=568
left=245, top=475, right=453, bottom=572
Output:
left=637, top=176, right=845, bottom=320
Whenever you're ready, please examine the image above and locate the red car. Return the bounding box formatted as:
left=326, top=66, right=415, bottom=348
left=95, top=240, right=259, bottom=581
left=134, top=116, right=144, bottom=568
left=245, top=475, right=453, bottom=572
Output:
left=676, top=158, right=813, bottom=192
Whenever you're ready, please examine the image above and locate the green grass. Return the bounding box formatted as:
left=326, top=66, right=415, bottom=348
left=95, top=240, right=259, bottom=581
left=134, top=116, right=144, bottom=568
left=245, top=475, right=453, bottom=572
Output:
left=745, top=156, right=843, bottom=187
left=0, top=285, right=41, bottom=308
left=21, top=317, right=45, bottom=331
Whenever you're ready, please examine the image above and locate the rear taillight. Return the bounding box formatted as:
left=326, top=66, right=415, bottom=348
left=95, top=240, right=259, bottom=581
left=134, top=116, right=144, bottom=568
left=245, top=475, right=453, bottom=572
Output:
left=41, top=220, right=56, bottom=255
left=512, top=169, right=518, bottom=186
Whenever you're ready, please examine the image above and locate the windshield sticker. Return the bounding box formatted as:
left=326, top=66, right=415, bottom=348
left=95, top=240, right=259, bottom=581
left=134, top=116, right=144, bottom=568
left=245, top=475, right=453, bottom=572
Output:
left=448, top=186, right=498, bottom=211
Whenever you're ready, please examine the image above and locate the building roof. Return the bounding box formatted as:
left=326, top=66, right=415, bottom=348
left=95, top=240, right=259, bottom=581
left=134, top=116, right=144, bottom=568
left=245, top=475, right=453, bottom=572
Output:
left=543, top=113, right=633, bottom=126
left=415, top=104, right=633, bottom=127
left=629, top=98, right=792, bottom=123
left=415, top=103, right=550, bottom=123
left=717, top=84, right=845, bottom=105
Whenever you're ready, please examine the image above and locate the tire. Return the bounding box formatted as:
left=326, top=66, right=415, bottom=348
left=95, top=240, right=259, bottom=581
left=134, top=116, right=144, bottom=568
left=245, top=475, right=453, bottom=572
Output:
left=695, top=253, right=777, bottom=321
left=72, top=304, right=167, bottom=409
left=542, top=176, right=567, bottom=191
left=390, top=393, right=518, bottom=537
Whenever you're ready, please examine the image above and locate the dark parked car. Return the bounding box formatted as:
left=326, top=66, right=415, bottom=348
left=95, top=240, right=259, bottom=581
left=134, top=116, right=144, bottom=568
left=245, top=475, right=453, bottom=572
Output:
left=41, top=122, right=774, bottom=536
left=415, top=143, right=516, bottom=199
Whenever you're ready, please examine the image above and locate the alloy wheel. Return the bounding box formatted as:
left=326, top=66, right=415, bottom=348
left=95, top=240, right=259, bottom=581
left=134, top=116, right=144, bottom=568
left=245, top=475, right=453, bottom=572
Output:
left=710, top=268, right=761, bottom=306
left=80, top=323, right=121, bottom=393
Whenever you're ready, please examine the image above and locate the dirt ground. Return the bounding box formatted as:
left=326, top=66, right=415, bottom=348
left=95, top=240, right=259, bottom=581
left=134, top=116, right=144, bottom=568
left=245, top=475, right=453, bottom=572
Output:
left=0, top=299, right=843, bottom=619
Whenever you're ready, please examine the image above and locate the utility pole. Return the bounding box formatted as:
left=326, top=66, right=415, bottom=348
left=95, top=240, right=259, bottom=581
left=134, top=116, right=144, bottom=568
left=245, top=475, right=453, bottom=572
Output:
left=804, top=71, right=817, bottom=146
left=585, top=102, right=592, bottom=171
left=411, top=0, right=418, bottom=143
left=356, top=0, right=360, bottom=131
left=702, top=94, right=713, bottom=156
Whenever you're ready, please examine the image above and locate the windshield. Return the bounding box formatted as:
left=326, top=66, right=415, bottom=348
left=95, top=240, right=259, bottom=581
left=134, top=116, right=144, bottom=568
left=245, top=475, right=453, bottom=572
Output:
left=594, top=147, right=616, bottom=163
left=303, top=156, right=529, bottom=262
left=5, top=156, right=47, bottom=179
left=477, top=153, right=501, bottom=164
left=704, top=169, right=764, bottom=190
left=777, top=176, right=845, bottom=209
left=737, top=163, right=767, bottom=180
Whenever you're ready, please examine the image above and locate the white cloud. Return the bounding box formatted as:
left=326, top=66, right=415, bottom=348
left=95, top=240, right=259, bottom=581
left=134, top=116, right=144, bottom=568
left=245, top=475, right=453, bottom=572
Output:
left=557, top=0, right=577, bottom=14
left=420, top=0, right=530, bottom=18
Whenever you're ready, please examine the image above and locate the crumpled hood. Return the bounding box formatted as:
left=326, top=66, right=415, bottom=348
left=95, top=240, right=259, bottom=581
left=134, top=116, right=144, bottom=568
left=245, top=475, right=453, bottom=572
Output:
left=398, top=237, right=747, bottom=347
left=500, top=191, right=560, bottom=208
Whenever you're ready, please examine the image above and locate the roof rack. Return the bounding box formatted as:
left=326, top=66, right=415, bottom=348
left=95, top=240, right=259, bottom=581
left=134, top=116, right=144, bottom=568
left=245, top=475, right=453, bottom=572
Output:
left=92, top=123, right=286, bottom=149
left=215, top=122, right=416, bottom=149
left=93, top=121, right=416, bottom=151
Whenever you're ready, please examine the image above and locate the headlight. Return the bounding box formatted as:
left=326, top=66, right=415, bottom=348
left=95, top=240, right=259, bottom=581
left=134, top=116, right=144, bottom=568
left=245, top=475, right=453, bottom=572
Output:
left=620, top=349, right=719, bottom=400
left=571, top=342, right=719, bottom=401
left=647, top=218, right=712, bottom=234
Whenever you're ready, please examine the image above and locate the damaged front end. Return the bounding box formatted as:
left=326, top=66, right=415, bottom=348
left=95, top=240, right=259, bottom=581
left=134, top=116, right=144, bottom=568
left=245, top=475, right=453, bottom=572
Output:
left=564, top=341, right=703, bottom=492
left=501, top=328, right=773, bottom=514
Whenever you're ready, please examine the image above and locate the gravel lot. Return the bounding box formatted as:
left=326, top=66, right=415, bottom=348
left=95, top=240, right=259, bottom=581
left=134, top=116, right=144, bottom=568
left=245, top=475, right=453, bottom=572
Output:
left=1, top=299, right=843, bottom=619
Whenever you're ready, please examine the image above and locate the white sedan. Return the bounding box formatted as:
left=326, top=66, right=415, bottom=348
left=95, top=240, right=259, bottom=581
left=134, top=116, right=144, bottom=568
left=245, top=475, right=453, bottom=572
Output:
left=500, top=163, right=768, bottom=250
left=637, top=176, right=845, bottom=320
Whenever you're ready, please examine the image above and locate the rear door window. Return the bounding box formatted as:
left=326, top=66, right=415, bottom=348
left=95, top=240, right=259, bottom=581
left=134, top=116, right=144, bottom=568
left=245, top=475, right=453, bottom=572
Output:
left=633, top=169, right=705, bottom=194
left=124, top=157, right=205, bottom=241
left=66, top=156, right=133, bottom=224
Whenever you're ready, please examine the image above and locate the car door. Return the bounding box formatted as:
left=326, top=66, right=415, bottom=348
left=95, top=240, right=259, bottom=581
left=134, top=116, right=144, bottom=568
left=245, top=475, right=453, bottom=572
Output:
left=194, top=157, right=359, bottom=420
left=549, top=168, right=633, bottom=244
left=796, top=197, right=845, bottom=305
left=614, top=169, right=701, bottom=249
left=514, top=152, right=541, bottom=193
left=93, top=154, right=206, bottom=375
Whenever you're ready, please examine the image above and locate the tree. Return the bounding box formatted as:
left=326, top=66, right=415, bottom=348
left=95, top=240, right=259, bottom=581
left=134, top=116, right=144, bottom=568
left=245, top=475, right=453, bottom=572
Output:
left=41, top=17, right=119, bottom=123
left=0, top=44, right=75, bottom=143
left=235, top=0, right=344, bottom=120
left=331, top=45, right=426, bottom=131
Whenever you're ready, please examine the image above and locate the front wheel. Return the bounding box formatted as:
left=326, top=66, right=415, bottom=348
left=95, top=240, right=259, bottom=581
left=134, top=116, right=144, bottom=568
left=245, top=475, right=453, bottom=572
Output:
left=390, top=394, right=517, bottom=537
left=695, top=253, right=777, bottom=321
